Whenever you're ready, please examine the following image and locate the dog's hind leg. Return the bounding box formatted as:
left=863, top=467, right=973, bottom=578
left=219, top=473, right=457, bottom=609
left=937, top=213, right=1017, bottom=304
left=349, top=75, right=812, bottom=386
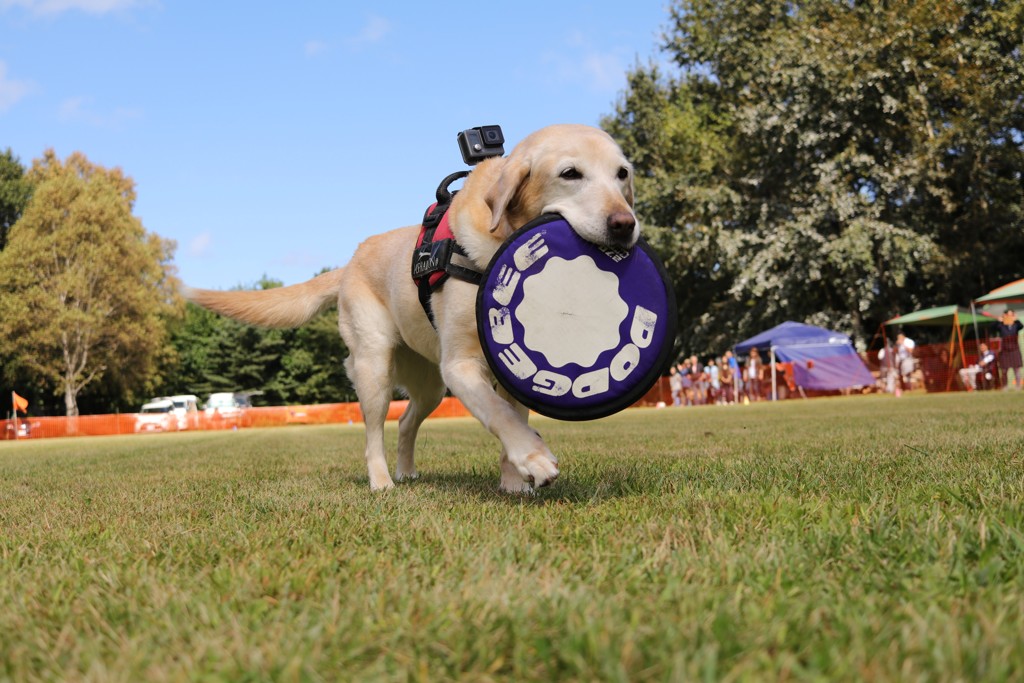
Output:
left=340, top=295, right=402, bottom=491
left=393, top=347, right=445, bottom=482
left=345, top=351, right=396, bottom=491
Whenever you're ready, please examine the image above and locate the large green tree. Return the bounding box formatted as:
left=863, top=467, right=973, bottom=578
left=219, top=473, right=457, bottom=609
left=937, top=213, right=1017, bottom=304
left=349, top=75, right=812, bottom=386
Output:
left=605, top=0, right=1024, bottom=353
left=0, top=150, right=180, bottom=417
left=0, top=148, right=31, bottom=252
left=0, top=149, right=34, bottom=414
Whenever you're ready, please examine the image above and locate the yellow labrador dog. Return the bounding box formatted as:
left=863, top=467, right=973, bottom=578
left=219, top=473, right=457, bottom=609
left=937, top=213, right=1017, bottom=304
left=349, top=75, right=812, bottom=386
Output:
left=186, top=124, right=638, bottom=492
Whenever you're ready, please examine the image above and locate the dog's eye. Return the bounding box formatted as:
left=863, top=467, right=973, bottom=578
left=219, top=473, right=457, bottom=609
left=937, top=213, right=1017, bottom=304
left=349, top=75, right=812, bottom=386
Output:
left=560, top=167, right=582, bottom=180
left=617, top=166, right=630, bottom=180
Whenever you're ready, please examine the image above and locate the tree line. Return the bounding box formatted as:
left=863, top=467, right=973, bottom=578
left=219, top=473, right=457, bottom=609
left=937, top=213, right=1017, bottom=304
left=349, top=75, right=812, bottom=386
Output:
left=602, top=0, right=1023, bottom=355
left=0, top=150, right=353, bottom=417
left=3, top=0, right=1022, bottom=416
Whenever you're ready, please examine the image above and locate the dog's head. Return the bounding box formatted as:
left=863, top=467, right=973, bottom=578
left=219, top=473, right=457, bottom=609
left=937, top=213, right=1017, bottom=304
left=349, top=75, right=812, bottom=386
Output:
left=482, top=124, right=638, bottom=249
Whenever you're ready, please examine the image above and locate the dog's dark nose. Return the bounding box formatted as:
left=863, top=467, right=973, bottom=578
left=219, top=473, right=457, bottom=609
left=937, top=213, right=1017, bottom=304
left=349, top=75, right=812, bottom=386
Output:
left=607, top=212, right=636, bottom=243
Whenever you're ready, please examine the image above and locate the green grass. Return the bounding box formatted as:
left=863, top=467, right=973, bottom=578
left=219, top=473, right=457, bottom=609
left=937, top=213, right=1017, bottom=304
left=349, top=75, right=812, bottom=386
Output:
left=1, top=392, right=1023, bottom=682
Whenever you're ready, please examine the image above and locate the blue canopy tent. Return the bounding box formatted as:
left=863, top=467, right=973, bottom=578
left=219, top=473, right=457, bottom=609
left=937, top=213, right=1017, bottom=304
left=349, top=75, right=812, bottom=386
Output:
left=734, top=321, right=875, bottom=400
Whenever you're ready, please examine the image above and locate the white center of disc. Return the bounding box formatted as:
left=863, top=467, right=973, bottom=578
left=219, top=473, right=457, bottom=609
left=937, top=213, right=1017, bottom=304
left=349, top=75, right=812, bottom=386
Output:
left=517, top=256, right=628, bottom=368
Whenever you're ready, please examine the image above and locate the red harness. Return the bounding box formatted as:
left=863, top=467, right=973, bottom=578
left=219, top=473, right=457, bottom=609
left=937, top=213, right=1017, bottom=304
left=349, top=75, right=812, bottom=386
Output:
left=411, top=172, right=482, bottom=326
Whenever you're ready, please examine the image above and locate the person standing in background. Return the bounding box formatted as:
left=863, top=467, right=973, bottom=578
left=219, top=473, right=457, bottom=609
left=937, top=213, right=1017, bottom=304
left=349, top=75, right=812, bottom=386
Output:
left=746, top=347, right=763, bottom=401
left=679, top=361, right=694, bottom=406
left=708, top=357, right=721, bottom=405
left=720, top=355, right=735, bottom=404
left=725, top=350, right=743, bottom=401
left=895, top=332, right=916, bottom=391
left=992, top=309, right=1023, bottom=390
left=669, top=365, right=683, bottom=406
left=689, top=355, right=706, bottom=406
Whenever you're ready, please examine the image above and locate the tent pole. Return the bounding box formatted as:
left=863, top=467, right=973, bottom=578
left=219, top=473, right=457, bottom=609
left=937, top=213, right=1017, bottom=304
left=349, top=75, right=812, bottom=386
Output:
left=970, top=302, right=981, bottom=347
left=955, top=318, right=968, bottom=391
left=867, top=324, right=885, bottom=354
left=945, top=316, right=958, bottom=392
left=771, top=347, right=777, bottom=402
left=879, top=323, right=892, bottom=395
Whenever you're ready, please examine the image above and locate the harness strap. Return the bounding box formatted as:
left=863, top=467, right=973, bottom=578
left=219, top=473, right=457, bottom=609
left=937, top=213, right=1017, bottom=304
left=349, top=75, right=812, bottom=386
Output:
left=411, top=171, right=482, bottom=328
left=424, top=171, right=469, bottom=227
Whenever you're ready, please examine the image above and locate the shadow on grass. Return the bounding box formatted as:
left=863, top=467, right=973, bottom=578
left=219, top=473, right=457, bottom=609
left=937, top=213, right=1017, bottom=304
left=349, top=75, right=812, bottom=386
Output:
left=334, top=463, right=670, bottom=505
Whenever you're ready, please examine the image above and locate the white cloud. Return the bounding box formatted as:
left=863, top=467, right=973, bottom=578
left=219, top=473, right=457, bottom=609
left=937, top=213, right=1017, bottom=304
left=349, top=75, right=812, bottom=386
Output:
left=58, top=95, right=141, bottom=127
left=189, top=232, right=212, bottom=257
left=581, top=51, right=624, bottom=93
left=57, top=95, right=88, bottom=119
left=345, top=14, right=390, bottom=50
left=541, top=31, right=629, bottom=95
left=0, top=61, right=33, bottom=111
left=272, top=250, right=321, bottom=269
left=0, top=0, right=150, bottom=15
left=304, top=39, right=329, bottom=58
left=565, top=29, right=586, bottom=48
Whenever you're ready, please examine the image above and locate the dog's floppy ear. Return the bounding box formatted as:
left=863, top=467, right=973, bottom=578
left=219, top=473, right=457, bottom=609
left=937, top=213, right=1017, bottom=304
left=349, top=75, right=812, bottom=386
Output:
left=485, top=156, right=531, bottom=234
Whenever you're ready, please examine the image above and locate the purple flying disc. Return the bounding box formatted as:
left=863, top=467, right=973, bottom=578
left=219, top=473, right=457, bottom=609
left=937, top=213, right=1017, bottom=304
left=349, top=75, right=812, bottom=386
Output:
left=476, top=214, right=676, bottom=420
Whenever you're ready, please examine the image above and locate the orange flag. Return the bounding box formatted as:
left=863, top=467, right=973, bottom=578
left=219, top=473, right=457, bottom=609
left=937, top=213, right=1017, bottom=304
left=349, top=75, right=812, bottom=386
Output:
left=12, top=392, right=28, bottom=413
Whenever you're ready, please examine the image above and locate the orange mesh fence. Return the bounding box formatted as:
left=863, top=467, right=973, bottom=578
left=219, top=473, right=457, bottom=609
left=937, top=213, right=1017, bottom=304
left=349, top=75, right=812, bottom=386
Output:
left=635, top=376, right=673, bottom=407
left=2, top=413, right=138, bottom=440
left=2, top=397, right=473, bottom=441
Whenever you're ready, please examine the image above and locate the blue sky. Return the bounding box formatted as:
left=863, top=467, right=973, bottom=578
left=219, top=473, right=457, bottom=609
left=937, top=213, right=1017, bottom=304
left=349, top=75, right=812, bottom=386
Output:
left=1, top=1, right=672, bottom=290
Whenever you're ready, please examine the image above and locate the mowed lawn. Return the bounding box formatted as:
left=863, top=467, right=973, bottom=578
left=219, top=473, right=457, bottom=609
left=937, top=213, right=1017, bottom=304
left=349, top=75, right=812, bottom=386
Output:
left=1, top=392, right=1023, bottom=682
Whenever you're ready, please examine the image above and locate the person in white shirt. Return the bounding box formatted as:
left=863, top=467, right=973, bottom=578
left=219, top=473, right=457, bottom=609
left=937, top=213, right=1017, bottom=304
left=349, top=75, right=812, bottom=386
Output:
left=959, top=342, right=996, bottom=391
left=746, top=347, right=763, bottom=401
left=895, top=332, right=916, bottom=390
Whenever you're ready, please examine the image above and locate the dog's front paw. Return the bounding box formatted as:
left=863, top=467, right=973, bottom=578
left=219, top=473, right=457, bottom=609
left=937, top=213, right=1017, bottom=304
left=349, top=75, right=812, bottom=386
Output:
left=516, top=450, right=560, bottom=489
left=368, top=469, right=396, bottom=492
left=499, top=479, right=535, bottom=494
left=499, top=467, right=534, bottom=494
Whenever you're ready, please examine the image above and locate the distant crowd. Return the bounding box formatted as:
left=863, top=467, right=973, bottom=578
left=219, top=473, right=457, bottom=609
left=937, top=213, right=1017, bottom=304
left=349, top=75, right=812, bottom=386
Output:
left=667, top=348, right=781, bottom=407
left=668, top=309, right=1023, bottom=406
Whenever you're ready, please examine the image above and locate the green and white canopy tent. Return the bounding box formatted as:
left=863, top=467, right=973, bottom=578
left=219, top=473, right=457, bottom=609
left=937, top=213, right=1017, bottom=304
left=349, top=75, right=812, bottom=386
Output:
left=973, top=278, right=1024, bottom=306
left=971, top=278, right=1023, bottom=345
left=882, top=305, right=995, bottom=391
left=885, top=305, right=994, bottom=328
left=972, top=280, right=1024, bottom=380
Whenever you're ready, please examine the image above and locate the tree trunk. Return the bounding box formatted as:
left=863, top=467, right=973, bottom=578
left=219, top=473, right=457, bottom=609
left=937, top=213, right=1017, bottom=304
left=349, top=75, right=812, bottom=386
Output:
left=64, top=380, right=79, bottom=418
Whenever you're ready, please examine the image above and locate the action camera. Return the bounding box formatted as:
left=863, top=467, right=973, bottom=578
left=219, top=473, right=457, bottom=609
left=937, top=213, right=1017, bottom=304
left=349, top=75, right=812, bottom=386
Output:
left=457, top=125, right=505, bottom=166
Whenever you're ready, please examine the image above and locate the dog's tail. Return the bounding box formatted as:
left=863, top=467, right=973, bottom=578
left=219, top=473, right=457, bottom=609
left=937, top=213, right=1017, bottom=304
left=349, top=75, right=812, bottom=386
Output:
left=182, top=268, right=345, bottom=329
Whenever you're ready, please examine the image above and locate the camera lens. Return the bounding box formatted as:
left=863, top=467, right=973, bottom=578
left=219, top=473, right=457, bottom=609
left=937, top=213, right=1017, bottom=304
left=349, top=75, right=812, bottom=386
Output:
left=481, top=126, right=504, bottom=146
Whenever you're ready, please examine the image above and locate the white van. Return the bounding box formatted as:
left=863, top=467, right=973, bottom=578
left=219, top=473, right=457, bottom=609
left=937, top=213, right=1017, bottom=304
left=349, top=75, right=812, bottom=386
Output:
left=204, top=392, right=253, bottom=427
left=166, top=394, right=200, bottom=430
left=135, top=399, right=176, bottom=432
